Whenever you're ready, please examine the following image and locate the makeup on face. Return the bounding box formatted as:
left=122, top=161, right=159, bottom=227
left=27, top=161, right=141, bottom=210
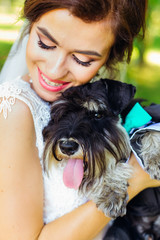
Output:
left=36, top=26, right=101, bottom=67
left=38, top=67, right=70, bottom=92
left=26, top=9, right=115, bottom=102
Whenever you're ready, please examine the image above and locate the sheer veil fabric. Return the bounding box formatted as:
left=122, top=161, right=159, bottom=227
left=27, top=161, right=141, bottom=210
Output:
left=0, top=23, right=29, bottom=83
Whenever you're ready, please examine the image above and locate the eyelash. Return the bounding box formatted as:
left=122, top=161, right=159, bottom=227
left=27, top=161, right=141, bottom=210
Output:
left=38, top=38, right=56, bottom=50
left=38, top=37, right=93, bottom=67
left=72, top=54, right=93, bottom=67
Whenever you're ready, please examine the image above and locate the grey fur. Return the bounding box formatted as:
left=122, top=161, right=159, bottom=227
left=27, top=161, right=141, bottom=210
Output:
left=139, top=131, right=160, bottom=180
left=82, top=157, right=133, bottom=218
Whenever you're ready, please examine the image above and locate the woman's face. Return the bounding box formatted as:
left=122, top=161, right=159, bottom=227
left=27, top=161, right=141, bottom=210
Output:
left=26, top=9, right=115, bottom=101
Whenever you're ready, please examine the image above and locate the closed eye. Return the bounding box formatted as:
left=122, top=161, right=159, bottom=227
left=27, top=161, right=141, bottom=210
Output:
left=38, top=37, right=56, bottom=50
left=72, top=54, right=94, bottom=67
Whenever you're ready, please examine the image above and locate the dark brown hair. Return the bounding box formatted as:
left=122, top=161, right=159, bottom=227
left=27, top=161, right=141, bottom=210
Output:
left=23, top=0, right=148, bottom=71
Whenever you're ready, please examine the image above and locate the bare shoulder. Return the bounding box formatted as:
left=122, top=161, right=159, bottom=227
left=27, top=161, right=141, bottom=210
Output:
left=0, top=96, right=36, bottom=147
left=0, top=95, right=34, bottom=126
left=0, top=97, right=36, bottom=157
left=0, top=97, right=38, bottom=174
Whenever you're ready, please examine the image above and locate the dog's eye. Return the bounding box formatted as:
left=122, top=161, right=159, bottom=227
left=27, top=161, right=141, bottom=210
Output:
left=94, top=112, right=104, bottom=120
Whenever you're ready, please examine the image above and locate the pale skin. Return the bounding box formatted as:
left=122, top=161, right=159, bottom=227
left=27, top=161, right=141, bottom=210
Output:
left=0, top=9, right=160, bottom=240
left=26, top=9, right=114, bottom=102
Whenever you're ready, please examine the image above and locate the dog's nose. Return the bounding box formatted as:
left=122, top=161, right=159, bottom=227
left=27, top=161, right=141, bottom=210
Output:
left=59, top=140, right=79, bottom=155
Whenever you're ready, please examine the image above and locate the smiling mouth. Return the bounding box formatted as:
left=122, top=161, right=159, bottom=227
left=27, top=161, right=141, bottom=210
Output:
left=38, top=67, right=70, bottom=92
left=40, top=73, right=64, bottom=87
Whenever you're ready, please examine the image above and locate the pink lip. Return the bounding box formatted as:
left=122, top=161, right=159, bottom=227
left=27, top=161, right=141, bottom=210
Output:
left=38, top=68, right=70, bottom=92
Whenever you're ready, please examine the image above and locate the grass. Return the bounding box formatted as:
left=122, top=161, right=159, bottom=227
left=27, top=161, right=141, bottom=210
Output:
left=126, top=63, right=160, bottom=104
left=0, top=24, right=21, bottom=31
left=0, top=15, right=21, bottom=70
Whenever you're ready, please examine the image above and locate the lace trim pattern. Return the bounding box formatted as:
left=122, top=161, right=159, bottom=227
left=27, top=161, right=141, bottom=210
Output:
left=0, top=83, right=21, bottom=119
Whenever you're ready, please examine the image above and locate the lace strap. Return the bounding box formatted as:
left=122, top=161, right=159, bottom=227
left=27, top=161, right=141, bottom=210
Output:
left=0, top=82, right=22, bottom=119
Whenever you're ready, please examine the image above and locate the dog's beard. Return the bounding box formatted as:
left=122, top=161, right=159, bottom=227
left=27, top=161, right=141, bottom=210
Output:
left=43, top=119, right=131, bottom=190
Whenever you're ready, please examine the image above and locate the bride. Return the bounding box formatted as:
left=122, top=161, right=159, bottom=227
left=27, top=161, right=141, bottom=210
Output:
left=0, top=1, right=159, bottom=240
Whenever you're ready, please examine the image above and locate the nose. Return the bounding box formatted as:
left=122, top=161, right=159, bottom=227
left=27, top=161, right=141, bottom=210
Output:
left=47, top=52, right=68, bottom=79
left=59, top=140, right=79, bottom=156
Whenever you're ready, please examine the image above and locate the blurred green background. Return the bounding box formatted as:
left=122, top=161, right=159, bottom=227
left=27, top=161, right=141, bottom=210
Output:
left=0, top=0, right=160, bottom=104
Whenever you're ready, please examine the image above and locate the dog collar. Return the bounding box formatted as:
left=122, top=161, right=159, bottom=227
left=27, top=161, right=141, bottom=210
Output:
left=123, top=103, right=152, bottom=134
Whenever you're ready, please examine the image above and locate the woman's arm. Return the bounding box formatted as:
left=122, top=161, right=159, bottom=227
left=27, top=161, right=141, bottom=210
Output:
left=0, top=99, right=44, bottom=240
left=38, top=153, right=160, bottom=240
left=39, top=201, right=110, bottom=240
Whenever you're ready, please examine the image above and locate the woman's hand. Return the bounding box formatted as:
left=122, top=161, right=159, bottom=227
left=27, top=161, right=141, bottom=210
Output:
left=128, top=153, right=160, bottom=201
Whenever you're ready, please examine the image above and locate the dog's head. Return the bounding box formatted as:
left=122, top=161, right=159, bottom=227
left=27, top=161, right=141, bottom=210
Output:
left=43, top=79, right=136, bottom=190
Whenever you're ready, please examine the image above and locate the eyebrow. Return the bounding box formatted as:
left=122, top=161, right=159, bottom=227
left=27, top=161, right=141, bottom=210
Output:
left=37, top=26, right=102, bottom=57
left=74, top=50, right=102, bottom=57
left=37, top=27, right=59, bottom=45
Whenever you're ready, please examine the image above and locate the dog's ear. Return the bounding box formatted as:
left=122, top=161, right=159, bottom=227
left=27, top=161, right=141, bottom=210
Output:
left=102, top=79, right=136, bottom=115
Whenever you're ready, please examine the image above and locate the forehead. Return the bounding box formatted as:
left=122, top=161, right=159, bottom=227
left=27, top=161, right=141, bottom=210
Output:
left=35, top=8, right=115, bottom=56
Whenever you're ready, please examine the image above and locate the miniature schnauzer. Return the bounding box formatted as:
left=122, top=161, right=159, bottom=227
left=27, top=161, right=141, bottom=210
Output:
left=43, top=78, right=136, bottom=219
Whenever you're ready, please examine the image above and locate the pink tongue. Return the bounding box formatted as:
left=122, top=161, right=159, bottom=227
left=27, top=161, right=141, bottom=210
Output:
left=63, top=159, right=84, bottom=189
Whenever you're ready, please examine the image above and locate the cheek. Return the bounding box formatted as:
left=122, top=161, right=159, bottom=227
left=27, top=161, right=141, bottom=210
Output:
left=73, top=65, right=103, bottom=84
left=26, top=39, right=36, bottom=67
left=26, top=36, right=43, bottom=67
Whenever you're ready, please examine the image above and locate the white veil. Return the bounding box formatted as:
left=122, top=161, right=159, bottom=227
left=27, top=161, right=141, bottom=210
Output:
left=0, top=22, right=29, bottom=83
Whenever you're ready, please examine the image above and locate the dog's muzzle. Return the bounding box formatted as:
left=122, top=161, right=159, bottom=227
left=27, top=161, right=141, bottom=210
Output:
left=59, top=140, right=79, bottom=156
left=54, top=138, right=85, bottom=190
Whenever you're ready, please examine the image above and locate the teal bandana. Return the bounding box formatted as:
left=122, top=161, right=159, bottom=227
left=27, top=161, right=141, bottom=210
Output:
left=123, top=102, right=152, bottom=133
